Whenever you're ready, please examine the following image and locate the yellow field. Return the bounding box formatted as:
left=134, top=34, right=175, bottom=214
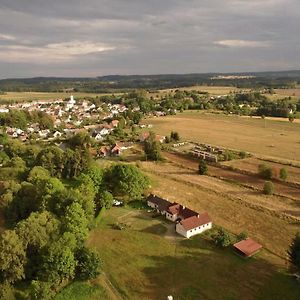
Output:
left=147, top=85, right=249, bottom=99
left=0, top=91, right=113, bottom=103
left=143, top=111, right=300, bottom=162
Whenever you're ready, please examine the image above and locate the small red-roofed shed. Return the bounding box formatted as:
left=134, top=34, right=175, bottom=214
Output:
left=233, top=238, right=262, bottom=257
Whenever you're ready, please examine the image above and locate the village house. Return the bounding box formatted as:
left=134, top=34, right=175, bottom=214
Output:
left=146, top=194, right=212, bottom=238
left=139, top=132, right=166, bottom=143
left=99, top=143, right=122, bottom=157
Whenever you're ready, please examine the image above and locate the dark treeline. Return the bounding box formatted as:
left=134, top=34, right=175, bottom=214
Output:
left=0, top=70, right=300, bottom=92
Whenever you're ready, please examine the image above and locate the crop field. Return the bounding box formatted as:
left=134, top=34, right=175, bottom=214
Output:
left=0, top=91, right=112, bottom=103
left=143, top=111, right=300, bottom=161
left=88, top=206, right=300, bottom=300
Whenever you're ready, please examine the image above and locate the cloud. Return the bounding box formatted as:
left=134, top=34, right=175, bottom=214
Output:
left=0, top=41, right=116, bottom=63
left=0, top=33, right=15, bottom=41
left=0, top=0, right=299, bottom=77
left=215, top=40, right=270, bottom=48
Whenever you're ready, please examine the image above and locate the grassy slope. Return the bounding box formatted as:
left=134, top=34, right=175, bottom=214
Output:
left=87, top=207, right=300, bottom=300
left=54, top=281, right=108, bottom=300
left=143, top=111, right=300, bottom=161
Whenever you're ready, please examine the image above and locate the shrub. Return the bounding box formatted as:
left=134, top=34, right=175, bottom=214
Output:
left=236, top=231, right=248, bottom=242
left=263, top=181, right=274, bottom=195
left=279, top=168, right=288, bottom=181
left=213, top=228, right=232, bottom=248
left=258, top=164, right=273, bottom=179
left=224, top=150, right=234, bottom=161
left=198, top=160, right=208, bottom=175
left=239, top=151, right=247, bottom=159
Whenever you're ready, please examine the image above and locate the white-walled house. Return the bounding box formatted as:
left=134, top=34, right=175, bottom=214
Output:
left=176, top=213, right=212, bottom=238
left=146, top=194, right=212, bottom=238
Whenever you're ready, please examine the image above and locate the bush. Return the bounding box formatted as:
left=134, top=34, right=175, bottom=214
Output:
left=263, top=181, right=274, bottom=195
left=75, top=247, right=101, bottom=280
left=198, top=160, right=208, bottom=175
left=213, top=228, right=232, bottom=248
left=236, top=231, right=248, bottom=242
left=258, top=164, right=273, bottom=179
left=239, top=151, right=247, bottom=159
left=224, top=150, right=234, bottom=161
left=279, top=168, right=288, bottom=181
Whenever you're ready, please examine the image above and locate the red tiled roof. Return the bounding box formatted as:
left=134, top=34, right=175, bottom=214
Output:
left=233, top=238, right=262, bottom=257
left=167, top=204, right=198, bottom=219
left=167, top=203, right=181, bottom=215
left=179, top=212, right=211, bottom=231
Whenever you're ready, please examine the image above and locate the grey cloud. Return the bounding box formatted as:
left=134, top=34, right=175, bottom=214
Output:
left=0, top=0, right=299, bottom=78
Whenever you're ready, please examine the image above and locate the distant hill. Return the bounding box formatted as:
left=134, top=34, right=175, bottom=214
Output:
left=0, top=70, right=300, bottom=92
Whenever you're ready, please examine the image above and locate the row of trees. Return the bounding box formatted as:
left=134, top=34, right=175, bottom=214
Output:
left=258, top=163, right=288, bottom=181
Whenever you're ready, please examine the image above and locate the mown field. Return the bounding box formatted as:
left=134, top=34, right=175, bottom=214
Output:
left=0, top=91, right=110, bottom=103
left=143, top=111, right=300, bottom=161
left=87, top=206, right=300, bottom=300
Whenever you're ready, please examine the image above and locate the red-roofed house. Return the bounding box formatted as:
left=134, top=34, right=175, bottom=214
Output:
left=233, top=238, right=262, bottom=257
left=111, top=120, right=119, bottom=128
left=176, top=213, right=212, bottom=238
left=146, top=194, right=213, bottom=238
left=166, top=203, right=198, bottom=222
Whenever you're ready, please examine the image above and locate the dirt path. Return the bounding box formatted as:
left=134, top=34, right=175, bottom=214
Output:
left=97, top=272, right=124, bottom=300
left=163, top=152, right=300, bottom=201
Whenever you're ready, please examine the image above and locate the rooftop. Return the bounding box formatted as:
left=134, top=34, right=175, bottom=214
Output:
left=233, top=238, right=262, bottom=257
left=179, top=212, right=212, bottom=231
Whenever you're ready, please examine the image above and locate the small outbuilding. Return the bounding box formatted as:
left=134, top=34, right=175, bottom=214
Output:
left=233, top=238, right=262, bottom=258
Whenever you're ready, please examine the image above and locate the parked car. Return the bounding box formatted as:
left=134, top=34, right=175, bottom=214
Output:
left=113, top=199, right=123, bottom=206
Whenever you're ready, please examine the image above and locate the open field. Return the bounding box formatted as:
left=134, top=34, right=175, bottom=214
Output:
left=148, top=85, right=249, bottom=99
left=275, top=88, right=300, bottom=97
left=0, top=91, right=114, bottom=103
left=158, top=85, right=247, bottom=95
left=140, top=160, right=300, bottom=259
left=163, top=152, right=300, bottom=202
left=87, top=207, right=300, bottom=300
left=222, top=157, right=300, bottom=185
left=143, top=111, right=300, bottom=161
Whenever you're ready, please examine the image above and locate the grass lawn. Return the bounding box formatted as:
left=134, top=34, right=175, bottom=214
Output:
left=54, top=281, right=108, bottom=300
left=142, top=111, right=300, bottom=162
left=87, top=207, right=300, bottom=300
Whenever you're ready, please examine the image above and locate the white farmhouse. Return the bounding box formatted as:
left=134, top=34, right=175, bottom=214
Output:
left=176, top=213, right=212, bottom=238
left=147, top=194, right=212, bottom=238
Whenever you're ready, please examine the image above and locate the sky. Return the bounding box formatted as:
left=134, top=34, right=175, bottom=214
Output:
left=0, top=0, right=299, bottom=78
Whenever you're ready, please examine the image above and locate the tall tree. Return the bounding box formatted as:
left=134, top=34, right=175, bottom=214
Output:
left=288, top=233, right=300, bottom=269
left=0, top=230, right=27, bottom=283
left=106, top=164, right=149, bottom=201
left=62, top=203, right=89, bottom=246
left=144, top=132, right=162, bottom=161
